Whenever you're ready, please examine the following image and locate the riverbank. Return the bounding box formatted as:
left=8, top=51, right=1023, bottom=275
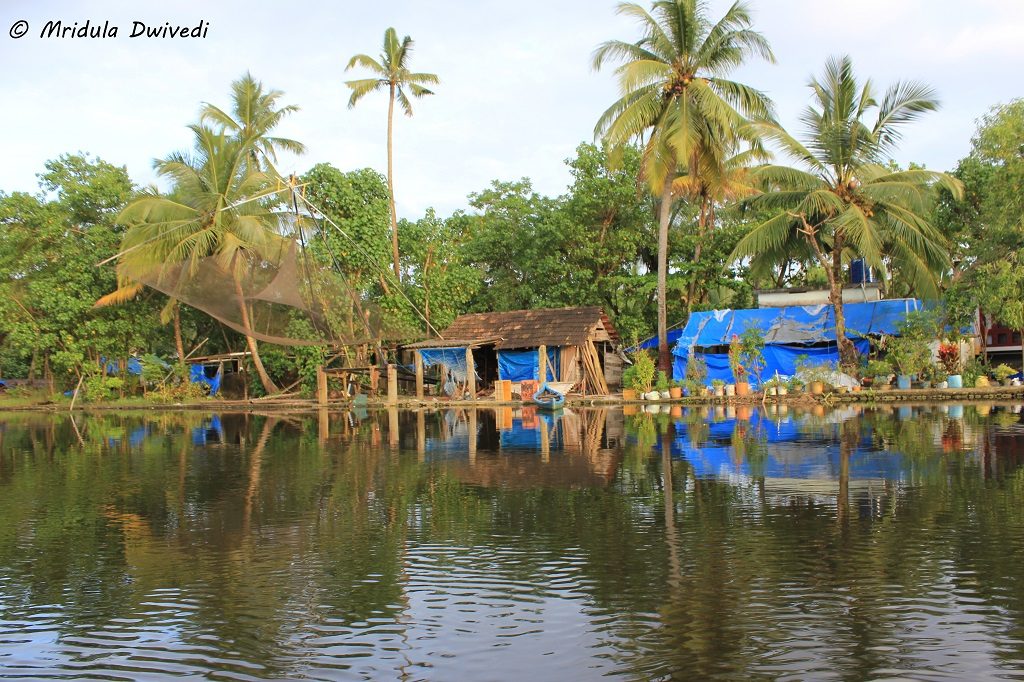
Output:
left=3, top=385, right=1023, bottom=413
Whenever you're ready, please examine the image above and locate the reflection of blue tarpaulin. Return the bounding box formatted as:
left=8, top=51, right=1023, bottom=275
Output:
left=191, top=415, right=223, bottom=446
left=497, top=348, right=561, bottom=382
left=418, top=347, right=477, bottom=383
left=672, top=299, right=922, bottom=384
left=499, top=414, right=563, bottom=451
left=655, top=411, right=920, bottom=481
left=190, top=364, right=222, bottom=396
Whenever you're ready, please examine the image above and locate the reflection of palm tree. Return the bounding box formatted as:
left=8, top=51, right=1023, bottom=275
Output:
left=243, top=417, right=276, bottom=534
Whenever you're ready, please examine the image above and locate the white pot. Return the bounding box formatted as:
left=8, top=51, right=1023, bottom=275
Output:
left=659, top=390, right=671, bottom=399
left=645, top=391, right=661, bottom=401
left=725, top=384, right=736, bottom=397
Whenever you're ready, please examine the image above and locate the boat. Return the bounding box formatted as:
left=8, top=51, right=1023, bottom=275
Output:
left=532, top=383, right=565, bottom=410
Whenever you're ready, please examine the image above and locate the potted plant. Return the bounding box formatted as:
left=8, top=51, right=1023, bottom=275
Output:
left=621, top=364, right=638, bottom=401
left=656, top=371, right=671, bottom=400
left=733, top=326, right=765, bottom=397
left=931, top=364, right=948, bottom=389
left=630, top=350, right=656, bottom=399
left=762, top=375, right=788, bottom=397
left=993, top=363, right=1016, bottom=386
left=712, top=379, right=725, bottom=397
left=787, top=375, right=804, bottom=394
left=865, top=358, right=891, bottom=389
left=728, top=335, right=749, bottom=396
left=938, top=342, right=963, bottom=388
left=669, top=378, right=683, bottom=400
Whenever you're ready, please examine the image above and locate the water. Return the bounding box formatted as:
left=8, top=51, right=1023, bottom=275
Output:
left=0, top=403, right=1023, bottom=680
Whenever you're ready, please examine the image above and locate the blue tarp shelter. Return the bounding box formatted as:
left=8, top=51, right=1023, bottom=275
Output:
left=497, top=348, right=560, bottom=382
left=627, top=328, right=684, bottom=353
left=190, top=364, right=222, bottom=396
left=672, top=299, right=923, bottom=386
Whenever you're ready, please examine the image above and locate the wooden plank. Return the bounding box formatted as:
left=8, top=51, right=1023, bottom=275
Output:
left=414, top=350, right=424, bottom=399
left=466, top=347, right=476, bottom=400
left=386, top=364, right=398, bottom=405
left=538, top=344, right=547, bottom=384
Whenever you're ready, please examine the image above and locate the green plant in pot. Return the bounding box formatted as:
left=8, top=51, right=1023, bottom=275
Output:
left=629, top=351, right=656, bottom=398
left=993, top=363, right=1016, bottom=386
left=655, top=370, right=671, bottom=399
left=938, top=342, right=963, bottom=388
left=711, top=378, right=725, bottom=397
left=621, top=364, right=638, bottom=400
left=865, top=358, right=891, bottom=389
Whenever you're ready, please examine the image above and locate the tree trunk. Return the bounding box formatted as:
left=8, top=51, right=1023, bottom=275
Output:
left=387, top=82, right=401, bottom=283
left=232, top=268, right=279, bottom=394
left=829, top=242, right=857, bottom=367
left=173, top=301, right=186, bottom=372
left=686, top=197, right=711, bottom=312
left=657, top=173, right=674, bottom=372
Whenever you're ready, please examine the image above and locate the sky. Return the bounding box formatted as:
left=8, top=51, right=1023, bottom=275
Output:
left=1, top=0, right=1022, bottom=220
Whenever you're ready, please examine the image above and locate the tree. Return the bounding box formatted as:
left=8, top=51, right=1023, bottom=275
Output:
left=942, top=100, right=1024, bottom=367
left=731, top=56, right=961, bottom=366
left=345, top=28, right=439, bottom=283
left=593, top=0, right=775, bottom=371
left=200, top=72, right=306, bottom=174
left=115, top=125, right=288, bottom=394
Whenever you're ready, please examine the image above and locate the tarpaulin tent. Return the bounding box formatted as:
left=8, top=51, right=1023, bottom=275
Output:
left=418, top=347, right=476, bottom=383
left=626, top=328, right=684, bottom=352
left=497, top=348, right=560, bottom=382
left=190, top=363, right=222, bottom=396
left=672, top=299, right=923, bottom=385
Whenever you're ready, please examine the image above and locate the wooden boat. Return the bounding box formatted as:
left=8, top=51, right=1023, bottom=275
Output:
left=532, top=383, right=565, bottom=410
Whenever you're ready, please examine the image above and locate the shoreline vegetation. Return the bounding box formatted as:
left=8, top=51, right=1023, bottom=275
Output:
left=3, top=385, right=1023, bottom=413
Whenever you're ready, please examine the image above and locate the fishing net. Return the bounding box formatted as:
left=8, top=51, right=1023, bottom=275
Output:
left=135, top=237, right=409, bottom=347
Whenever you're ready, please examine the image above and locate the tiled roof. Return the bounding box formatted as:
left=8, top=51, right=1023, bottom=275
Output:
left=428, top=306, right=618, bottom=349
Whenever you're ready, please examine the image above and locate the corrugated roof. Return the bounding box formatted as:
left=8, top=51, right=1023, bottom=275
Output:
left=416, top=306, right=618, bottom=350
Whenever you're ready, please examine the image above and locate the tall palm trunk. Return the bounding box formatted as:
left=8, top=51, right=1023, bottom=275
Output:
left=830, top=242, right=857, bottom=367
left=387, top=83, right=401, bottom=283
left=173, top=301, right=186, bottom=371
left=656, top=173, right=674, bottom=372
left=232, top=266, right=279, bottom=394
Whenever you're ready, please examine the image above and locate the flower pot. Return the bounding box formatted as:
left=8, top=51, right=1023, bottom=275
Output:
left=918, top=380, right=932, bottom=390
left=735, top=381, right=751, bottom=396
left=1003, top=380, right=1014, bottom=387
left=623, top=405, right=638, bottom=416
left=714, top=387, right=725, bottom=397
left=736, top=406, right=753, bottom=421
left=861, top=377, right=873, bottom=388
left=725, top=384, right=736, bottom=397
left=949, top=405, right=964, bottom=419
left=975, top=376, right=990, bottom=388
left=622, top=388, right=637, bottom=401
left=670, top=405, right=682, bottom=418
left=897, top=375, right=912, bottom=390
left=645, top=391, right=661, bottom=401
left=809, top=380, right=825, bottom=395
left=947, top=374, right=962, bottom=389
left=778, top=386, right=788, bottom=396
left=659, top=390, right=671, bottom=399
left=669, top=386, right=682, bottom=399
left=937, top=381, right=947, bottom=390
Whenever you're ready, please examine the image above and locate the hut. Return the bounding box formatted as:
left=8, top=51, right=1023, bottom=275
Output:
left=404, top=306, right=621, bottom=397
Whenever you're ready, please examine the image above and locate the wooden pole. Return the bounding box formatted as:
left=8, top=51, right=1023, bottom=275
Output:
left=465, top=347, right=476, bottom=401
left=414, top=350, right=424, bottom=399
left=387, top=364, right=398, bottom=405
left=468, top=408, right=477, bottom=464
left=538, top=345, right=547, bottom=384
left=416, top=410, right=426, bottom=461
left=316, top=365, right=328, bottom=406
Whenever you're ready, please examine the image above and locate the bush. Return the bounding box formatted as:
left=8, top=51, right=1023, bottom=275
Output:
left=865, top=358, right=891, bottom=378
left=685, top=354, right=708, bottom=385
left=937, top=343, right=962, bottom=374
left=629, top=351, right=656, bottom=393
left=993, top=364, right=1016, bottom=382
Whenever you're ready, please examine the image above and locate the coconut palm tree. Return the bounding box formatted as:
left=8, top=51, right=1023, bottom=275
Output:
left=731, top=56, right=963, bottom=366
left=345, top=28, right=439, bottom=283
left=200, top=72, right=306, bottom=173
left=594, top=0, right=774, bottom=371
left=113, top=125, right=287, bottom=394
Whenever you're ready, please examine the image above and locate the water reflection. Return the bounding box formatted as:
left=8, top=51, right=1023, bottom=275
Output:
left=0, top=404, right=1022, bottom=680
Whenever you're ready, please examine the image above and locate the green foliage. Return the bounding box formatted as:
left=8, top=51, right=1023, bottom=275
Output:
left=655, top=371, right=670, bottom=392
left=628, top=351, right=656, bottom=393
left=885, top=311, right=939, bottom=376
left=993, top=364, right=1016, bottom=382
left=685, top=354, right=708, bottom=386
left=865, top=358, right=892, bottom=378
left=83, top=374, right=125, bottom=402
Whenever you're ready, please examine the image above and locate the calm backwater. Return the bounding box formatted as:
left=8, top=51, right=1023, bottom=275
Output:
left=1, top=403, right=1023, bottom=680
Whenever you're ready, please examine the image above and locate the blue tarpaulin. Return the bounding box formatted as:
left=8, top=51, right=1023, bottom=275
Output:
left=672, top=299, right=922, bottom=385
left=190, top=364, right=222, bottom=396
left=418, top=347, right=476, bottom=383
left=102, top=357, right=143, bottom=376
left=628, top=328, right=684, bottom=352
left=497, top=348, right=560, bottom=382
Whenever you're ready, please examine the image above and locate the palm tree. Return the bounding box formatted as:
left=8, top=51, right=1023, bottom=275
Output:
left=200, top=72, right=306, bottom=173
left=731, top=56, right=963, bottom=366
left=594, top=0, right=774, bottom=371
left=345, top=28, right=439, bottom=283
left=114, top=125, right=287, bottom=394
left=672, top=141, right=766, bottom=309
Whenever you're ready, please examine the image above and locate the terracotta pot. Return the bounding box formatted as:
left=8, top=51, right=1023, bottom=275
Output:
left=736, top=406, right=753, bottom=421
left=809, top=380, right=825, bottom=395
left=623, top=405, right=638, bottom=416
left=622, top=388, right=637, bottom=401
left=670, top=405, right=683, bottom=418
left=735, top=382, right=751, bottom=396
left=669, top=386, right=683, bottom=399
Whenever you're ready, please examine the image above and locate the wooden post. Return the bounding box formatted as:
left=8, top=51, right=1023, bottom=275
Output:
left=416, top=410, right=426, bottom=461
left=318, top=407, right=329, bottom=443
left=465, top=347, right=476, bottom=401
left=387, top=364, right=398, bottom=405
left=388, top=405, right=399, bottom=449
left=538, top=345, right=547, bottom=383
left=414, top=350, right=424, bottom=399
left=468, top=408, right=477, bottom=464
left=316, top=365, right=328, bottom=406
left=369, top=365, right=379, bottom=397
